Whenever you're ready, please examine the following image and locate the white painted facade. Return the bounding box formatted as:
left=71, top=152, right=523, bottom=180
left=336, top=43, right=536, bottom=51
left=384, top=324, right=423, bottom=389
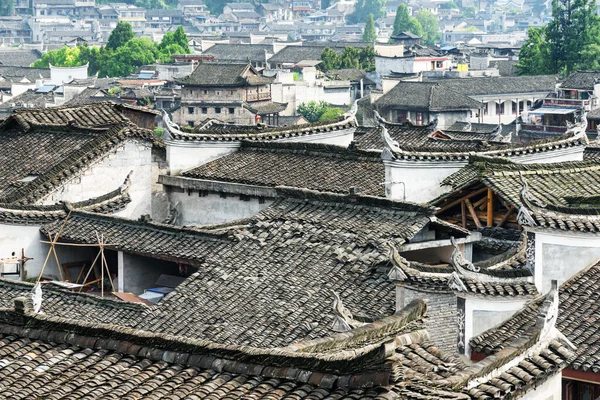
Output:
left=384, top=159, right=468, bottom=203
left=463, top=296, right=529, bottom=358
left=39, top=139, right=155, bottom=218
left=531, top=228, right=600, bottom=294
left=166, top=128, right=356, bottom=175
left=520, top=373, right=562, bottom=400
left=385, top=143, right=585, bottom=203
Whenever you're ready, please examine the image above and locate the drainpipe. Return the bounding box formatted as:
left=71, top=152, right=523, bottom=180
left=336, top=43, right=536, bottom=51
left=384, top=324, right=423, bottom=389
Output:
left=360, top=78, right=364, bottom=98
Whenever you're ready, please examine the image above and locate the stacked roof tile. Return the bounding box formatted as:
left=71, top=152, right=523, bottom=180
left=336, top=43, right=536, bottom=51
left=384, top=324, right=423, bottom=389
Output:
left=40, top=189, right=466, bottom=347
left=181, top=141, right=385, bottom=197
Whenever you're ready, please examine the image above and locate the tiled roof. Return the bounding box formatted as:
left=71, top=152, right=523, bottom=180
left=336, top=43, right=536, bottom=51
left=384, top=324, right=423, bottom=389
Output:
left=0, top=292, right=573, bottom=399
left=203, top=43, right=272, bottom=63
left=41, top=190, right=457, bottom=348
left=561, top=71, right=600, bottom=90
left=424, top=75, right=558, bottom=97
left=375, top=81, right=483, bottom=112
left=353, top=121, right=510, bottom=153
left=0, top=49, right=42, bottom=67
left=181, top=141, right=386, bottom=197
left=0, top=65, right=49, bottom=83
left=439, top=158, right=600, bottom=231
left=0, top=279, right=146, bottom=325
left=268, top=44, right=369, bottom=64
left=0, top=101, right=147, bottom=130
left=391, top=237, right=536, bottom=297
left=471, top=260, right=600, bottom=372
left=180, top=62, right=271, bottom=87
left=166, top=114, right=357, bottom=141
left=0, top=121, right=160, bottom=204
left=0, top=183, right=131, bottom=225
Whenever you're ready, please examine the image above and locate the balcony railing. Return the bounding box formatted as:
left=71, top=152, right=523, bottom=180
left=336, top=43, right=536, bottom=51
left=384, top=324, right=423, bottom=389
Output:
left=246, top=93, right=271, bottom=102
left=520, top=124, right=568, bottom=133
left=543, top=98, right=591, bottom=108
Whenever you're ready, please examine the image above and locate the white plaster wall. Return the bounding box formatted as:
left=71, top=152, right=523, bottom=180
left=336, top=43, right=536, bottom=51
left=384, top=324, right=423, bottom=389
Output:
left=384, top=159, right=468, bottom=203
left=509, top=146, right=584, bottom=164
left=520, top=372, right=562, bottom=400
left=533, top=229, right=600, bottom=294
left=271, top=81, right=351, bottom=116
left=276, top=128, right=355, bottom=146
left=0, top=224, right=96, bottom=281
left=167, top=190, right=274, bottom=226
left=40, top=140, right=154, bottom=219
left=464, top=297, right=527, bottom=358
left=166, top=142, right=240, bottom=176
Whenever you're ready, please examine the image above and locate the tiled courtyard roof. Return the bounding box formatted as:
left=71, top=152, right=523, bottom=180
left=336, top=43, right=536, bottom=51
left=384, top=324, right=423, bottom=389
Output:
left=181, top=141, right=385, bottom=197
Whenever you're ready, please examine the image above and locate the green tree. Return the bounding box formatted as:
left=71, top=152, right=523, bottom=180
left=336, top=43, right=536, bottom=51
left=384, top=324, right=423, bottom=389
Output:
left=100, top=37, right=158, bottom=77
left=392, top=3, right=422, bottom=37
left=0, top=0, right=14, bottom=16
left=297, top=101, right=330, bottom=122
left=348, top=0, right=385, bottom=23
left=321, top=0, right=331, bottom=9
left=320, top=47, right=341, bottom=71
left=462, top=6, right=476, bottom=18
left=515, top=27, right=552, bottom=75
left=416, top=10, right=440, bottom=46
left=362, top=13, right=377, bottom=42
left=319, top=107, right=345, bottom=121
left=106, top=22, right=135, bottom=52
left=160, top=26, right=190, bottom=53
left=517, top=0, right=600, bottom=76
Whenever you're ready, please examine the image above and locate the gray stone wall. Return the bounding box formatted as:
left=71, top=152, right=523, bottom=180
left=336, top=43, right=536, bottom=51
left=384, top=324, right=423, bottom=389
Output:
left=400, top=286, right=457, bottom=353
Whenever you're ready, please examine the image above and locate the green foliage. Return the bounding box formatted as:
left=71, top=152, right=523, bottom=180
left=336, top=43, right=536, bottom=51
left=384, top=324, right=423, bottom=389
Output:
left=515, top=27, right=552, bottom=75
left=319, top=107, right=345, bottom=121
left=517, top=0, right=600, bottom=76
left=319, top=46, right=376, bottom=72
left=0, top=0, right=14, bottom=16
left=108, top=87, right=121, bottom=95
left=32, top=23, right=191, bottom=78
left=100, top=37, right=159, bottom=77
left=462, top=6, right=476, bottom=18
left=416, top=10, right=440, bottom=46
left=362, top=13, right=377, bottom=43
left=160, top=26, right=190, bottom=54
left=321, top=0, right=331, bottom=9
left=297, top=101, right=331, bottom=122
left=440, top=1, right=458, bottom=9
left=348, top=0, right=385, bottom=23
left=392, top=4, right=422, bottom=37
left=154, top=127, right=164, bottom=137
left=204, top=0, right=228, bottom=15
left=106, top=22, right=135, bottom=51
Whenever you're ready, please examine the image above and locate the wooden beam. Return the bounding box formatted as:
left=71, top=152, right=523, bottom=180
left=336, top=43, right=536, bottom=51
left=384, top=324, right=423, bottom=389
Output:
left=437, top=187, right=489, bottom=214
left=497, top=206, right=515, bottom=227
left=464, top=198, right=482, bottom=228
left=473, top=196, right=487, bottom=210
left=461, top=200, right=467, bottom=228
left=487, top=188, right=494, bottom=227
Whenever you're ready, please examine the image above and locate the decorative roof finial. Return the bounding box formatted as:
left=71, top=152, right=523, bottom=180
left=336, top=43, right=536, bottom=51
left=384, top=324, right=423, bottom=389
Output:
left=450, top=236, right=480, bottom=273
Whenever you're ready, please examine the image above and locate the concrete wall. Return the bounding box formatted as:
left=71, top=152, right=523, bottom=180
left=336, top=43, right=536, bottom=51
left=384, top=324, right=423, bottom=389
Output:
left=39, top=139, right=154, bottom=219
left=533, top=229, right=600, bottom=294
left=166, top=188, right=274, bottom=225
left=384, top=159, right=468, bottom=203
left=399, top=286, right=457, bottom=353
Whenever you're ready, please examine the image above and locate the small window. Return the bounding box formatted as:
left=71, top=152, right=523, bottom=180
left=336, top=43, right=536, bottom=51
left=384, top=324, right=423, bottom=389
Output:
left=230, top=90, right=234, bottom=95
left=203, top=90, right=208, bottom=94
left=201, top=107, right=207, bottom=114
left=258, top=197, right=266, bottom=204
left=187, top=107, right=194, bottom=114
left=416, top=112, right=423, bottom=125
left=397, top=110, right=407, bottom=122
left=219, top=192, right=227, bottom=198
left=188, top=121, right=194, bottom=127
left=240, top=194, right=251, bottom=201
left=512, top=101, right=517, bottom=115
left=228, top=107, right=235, bottom=114
left=215, top=107, right=221, bottom=114
left=216, top=91, right=221, bottom=95
left=497, top=102, right=505, bottom=115
left=483, top=103, right=489, bottom=115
